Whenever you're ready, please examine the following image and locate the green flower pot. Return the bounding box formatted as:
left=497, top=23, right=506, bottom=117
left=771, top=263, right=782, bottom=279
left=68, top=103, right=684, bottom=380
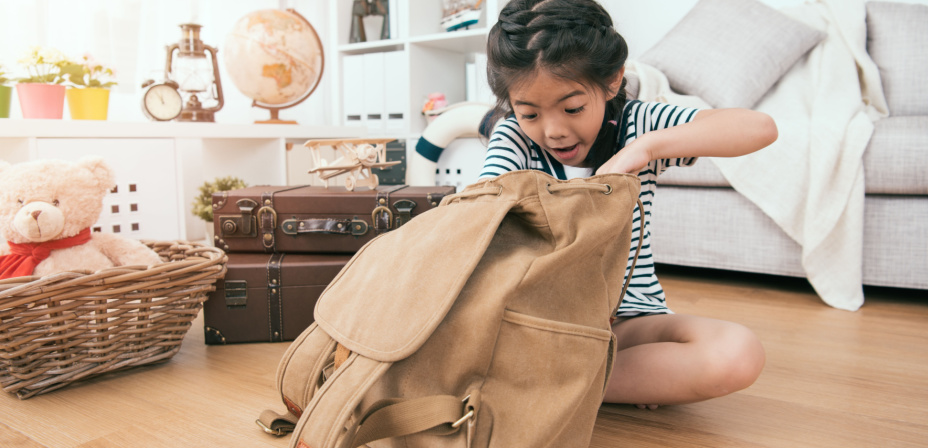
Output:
left=0, top=85, right=11, bottom=118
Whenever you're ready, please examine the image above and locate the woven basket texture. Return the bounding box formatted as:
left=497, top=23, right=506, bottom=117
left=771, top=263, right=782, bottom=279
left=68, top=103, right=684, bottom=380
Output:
left=0, top=241, right=227, bottom=399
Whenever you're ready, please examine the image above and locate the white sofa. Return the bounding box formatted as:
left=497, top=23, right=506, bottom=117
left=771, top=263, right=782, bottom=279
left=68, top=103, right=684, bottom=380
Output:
left=648, top=1, right=927, bottom=291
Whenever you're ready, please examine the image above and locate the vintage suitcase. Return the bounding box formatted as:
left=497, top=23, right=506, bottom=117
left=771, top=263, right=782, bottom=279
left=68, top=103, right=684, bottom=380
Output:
left=212, top=185, right=454, bottom=254
left=203, top=252, right=352, bottom=344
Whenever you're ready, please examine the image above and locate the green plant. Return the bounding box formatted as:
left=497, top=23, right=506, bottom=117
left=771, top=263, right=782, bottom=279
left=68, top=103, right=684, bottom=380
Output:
left=61, top=54, right=117, bottom=89
left=16, top=46, right=72, bottom=84
left=191, top=176, right=248, bottom=222
left=0, top=65, right=11, bottom=86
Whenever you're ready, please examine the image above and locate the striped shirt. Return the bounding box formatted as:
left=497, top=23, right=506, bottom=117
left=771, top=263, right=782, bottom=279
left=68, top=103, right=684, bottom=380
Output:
left=478, top=100, right=701, bottom=317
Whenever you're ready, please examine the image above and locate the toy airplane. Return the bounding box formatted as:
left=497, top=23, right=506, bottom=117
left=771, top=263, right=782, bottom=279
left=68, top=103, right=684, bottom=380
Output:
left=304, top=138, right=401, bottom=191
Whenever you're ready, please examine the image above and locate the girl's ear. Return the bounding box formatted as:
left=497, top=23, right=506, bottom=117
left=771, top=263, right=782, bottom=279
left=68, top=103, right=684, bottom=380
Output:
left=608, top=67, right=626, bottom=99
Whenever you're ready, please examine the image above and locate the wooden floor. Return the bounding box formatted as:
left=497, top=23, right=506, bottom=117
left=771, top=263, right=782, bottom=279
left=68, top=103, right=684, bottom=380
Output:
left=1, top=265, right=925, bottom=447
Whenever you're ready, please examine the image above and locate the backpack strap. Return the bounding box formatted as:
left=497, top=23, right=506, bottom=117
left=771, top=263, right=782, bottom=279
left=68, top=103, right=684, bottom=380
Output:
left=611, top=199, right=646, bottom=320
left=338, top=393, right=476, bottom=448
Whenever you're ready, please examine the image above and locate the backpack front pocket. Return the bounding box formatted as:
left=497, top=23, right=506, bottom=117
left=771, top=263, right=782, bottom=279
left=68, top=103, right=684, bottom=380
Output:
left=480, top=309, right=613, bottom=447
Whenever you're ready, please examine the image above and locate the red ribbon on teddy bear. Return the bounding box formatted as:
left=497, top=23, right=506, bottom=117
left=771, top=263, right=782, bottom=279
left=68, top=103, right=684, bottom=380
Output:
left=0, top=228, right=93, bottom=280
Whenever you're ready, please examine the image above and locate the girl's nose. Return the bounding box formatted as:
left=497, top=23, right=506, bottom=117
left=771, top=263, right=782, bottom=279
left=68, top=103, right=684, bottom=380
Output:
left=545, top=121, right=568, bottom=142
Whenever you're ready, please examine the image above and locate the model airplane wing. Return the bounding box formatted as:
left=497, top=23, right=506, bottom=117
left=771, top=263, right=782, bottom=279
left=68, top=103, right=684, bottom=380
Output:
left=308, top=162, right=364, bottom=173
left=364, top=161, right=403, bottom=169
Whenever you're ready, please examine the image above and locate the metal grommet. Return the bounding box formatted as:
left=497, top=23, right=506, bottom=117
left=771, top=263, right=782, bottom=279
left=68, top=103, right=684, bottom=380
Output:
left=603, top=184, right=613, bottom=195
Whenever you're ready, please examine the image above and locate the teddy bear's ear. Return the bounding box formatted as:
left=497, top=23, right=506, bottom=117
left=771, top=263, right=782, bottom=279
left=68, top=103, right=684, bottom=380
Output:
left=77, top=156, right=116, bottom=192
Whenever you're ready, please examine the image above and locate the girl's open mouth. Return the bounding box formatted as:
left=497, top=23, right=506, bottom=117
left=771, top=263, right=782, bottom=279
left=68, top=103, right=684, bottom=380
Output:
left=550, top=143, right=580, bottom=160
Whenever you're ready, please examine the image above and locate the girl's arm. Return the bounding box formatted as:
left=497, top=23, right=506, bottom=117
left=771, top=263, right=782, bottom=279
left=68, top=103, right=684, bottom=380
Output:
left=596, top=108, right=777, bottom=175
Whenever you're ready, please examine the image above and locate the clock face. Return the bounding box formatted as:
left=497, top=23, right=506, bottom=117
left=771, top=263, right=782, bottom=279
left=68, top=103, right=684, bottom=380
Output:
left=142, top=84, right=183, bottom=121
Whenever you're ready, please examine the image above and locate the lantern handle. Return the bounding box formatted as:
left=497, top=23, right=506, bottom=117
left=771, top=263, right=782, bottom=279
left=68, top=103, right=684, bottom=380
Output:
left=204, top=44, right=224, bottom=113
left=164, top=43, right=179, bottom=82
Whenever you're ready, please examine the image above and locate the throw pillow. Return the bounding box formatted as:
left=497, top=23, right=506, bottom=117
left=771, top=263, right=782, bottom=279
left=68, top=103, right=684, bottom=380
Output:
left=866, top=1, right=928, bottom=116
left=638, top=0, right=826, bottom=109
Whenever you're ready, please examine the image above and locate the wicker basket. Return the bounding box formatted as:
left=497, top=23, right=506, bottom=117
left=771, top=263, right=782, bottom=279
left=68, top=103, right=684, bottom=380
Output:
left=0, top=241, right=227, bottom=399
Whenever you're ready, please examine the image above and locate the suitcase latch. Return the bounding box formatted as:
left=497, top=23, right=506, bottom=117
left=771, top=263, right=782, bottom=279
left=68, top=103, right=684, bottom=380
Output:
left=217, top=199, right=258, bottom=238
left=372, top=206, right=393, bottom=232
left=392, top=199, right=417, bottom=229
left=224, top=280, right=248, bottom=308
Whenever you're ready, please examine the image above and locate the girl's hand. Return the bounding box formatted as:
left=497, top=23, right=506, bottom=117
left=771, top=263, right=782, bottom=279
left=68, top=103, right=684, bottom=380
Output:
left=595, top=138, right=652, bottom=175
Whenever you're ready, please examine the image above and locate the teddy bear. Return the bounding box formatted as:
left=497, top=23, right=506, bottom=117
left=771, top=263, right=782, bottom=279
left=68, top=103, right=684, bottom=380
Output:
left=0, top=156, right=163, bottom=279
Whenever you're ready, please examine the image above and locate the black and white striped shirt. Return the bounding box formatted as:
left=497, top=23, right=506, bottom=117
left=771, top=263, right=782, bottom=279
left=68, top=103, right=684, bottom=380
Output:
left=479, top=100, right=701, bottom=317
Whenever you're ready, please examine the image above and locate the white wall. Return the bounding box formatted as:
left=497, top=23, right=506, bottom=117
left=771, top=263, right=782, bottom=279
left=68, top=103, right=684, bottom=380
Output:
left=0, top=0, right=331, bottom=125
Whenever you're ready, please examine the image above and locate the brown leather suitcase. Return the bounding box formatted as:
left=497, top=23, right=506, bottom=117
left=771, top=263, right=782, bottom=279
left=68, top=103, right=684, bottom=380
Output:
left=203, top=252, right=351, bottom=344
left=212, top=185, right=454, bottom=254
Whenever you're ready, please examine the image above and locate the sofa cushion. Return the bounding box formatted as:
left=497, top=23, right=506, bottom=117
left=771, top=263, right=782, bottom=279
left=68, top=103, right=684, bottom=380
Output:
left=657, top=158, right=731, bottom=187
left=638, top=0, right=825, bottom=109
left=863, top=116, right=928, bottom=195
left=866, top=2, right=928, bottom=116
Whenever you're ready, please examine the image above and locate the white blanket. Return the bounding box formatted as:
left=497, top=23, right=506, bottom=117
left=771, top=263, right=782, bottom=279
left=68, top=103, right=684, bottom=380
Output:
left=628, top=0, right=887, bottom=311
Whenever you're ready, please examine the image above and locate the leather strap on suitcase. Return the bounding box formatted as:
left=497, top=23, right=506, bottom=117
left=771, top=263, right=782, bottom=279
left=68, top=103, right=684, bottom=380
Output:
left=260, top=186, right=304, bottom=252
left=267, top=253, right=285, bottom=342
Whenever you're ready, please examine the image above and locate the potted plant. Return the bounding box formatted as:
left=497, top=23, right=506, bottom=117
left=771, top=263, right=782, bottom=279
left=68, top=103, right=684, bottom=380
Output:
left=0, top=65, right=11, bottom=119
left=15, top=46, right=72, bottom=119
left=191, top=176, right=248, bottom=244
left=62, top=54, right=117, bottom=120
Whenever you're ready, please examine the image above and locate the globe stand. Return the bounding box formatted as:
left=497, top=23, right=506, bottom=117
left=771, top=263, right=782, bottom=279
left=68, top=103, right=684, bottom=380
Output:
left=254, top=106, right=297, bottom=125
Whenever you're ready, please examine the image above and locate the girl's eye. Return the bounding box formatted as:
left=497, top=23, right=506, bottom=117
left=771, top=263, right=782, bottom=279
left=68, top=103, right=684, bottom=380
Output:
left=566, top=106, right=585, bottom=114
left=519, top=114, right=537, bottom=120
left=53, top=199, right=60, bottom=207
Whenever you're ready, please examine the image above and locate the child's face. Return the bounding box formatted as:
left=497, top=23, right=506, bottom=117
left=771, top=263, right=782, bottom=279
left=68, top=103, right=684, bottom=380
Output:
left=509, top=70, right=618, bottom=167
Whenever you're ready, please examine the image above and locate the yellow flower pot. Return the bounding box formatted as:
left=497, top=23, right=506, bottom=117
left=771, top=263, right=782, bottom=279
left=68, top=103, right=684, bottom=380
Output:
left=66, top=87, right=110, bottom=120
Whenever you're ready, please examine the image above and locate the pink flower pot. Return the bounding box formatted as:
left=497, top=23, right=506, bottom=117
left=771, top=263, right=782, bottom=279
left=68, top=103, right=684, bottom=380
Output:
left=16, top=83, right=66, bottom=119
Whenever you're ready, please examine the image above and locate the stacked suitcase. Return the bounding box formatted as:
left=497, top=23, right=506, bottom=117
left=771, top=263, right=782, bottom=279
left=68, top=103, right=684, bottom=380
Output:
left=203, top=183, right=455, bottom=344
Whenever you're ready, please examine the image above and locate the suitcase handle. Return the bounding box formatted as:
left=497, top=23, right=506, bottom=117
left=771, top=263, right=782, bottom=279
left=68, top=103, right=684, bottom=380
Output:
left=281, top=218, right=370, bottom=237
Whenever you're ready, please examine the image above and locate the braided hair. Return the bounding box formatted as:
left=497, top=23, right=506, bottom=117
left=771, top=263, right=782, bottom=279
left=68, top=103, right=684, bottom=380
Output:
left=486, top=0, right=629, bottom=170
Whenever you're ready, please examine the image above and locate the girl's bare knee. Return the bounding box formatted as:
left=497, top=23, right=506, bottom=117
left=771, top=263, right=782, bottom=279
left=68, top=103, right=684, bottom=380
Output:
left=700, top=324, right=766, bottom=398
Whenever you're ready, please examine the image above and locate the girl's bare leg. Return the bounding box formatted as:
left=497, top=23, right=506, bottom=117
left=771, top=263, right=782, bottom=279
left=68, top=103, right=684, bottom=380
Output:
left=603, top=314, right=766, bottom=407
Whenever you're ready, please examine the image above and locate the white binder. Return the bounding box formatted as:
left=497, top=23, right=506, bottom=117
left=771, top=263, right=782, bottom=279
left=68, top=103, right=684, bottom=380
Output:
left=342, top=54, right=365, bottom=126
left=383, top=51, right=408, bottom=132
left=473, top=53, right=495, bottom=105
left=362, top=52, right=386, bottom=132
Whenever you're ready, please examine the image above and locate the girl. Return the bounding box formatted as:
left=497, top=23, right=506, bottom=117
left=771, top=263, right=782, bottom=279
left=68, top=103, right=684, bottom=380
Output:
left=480, top=0, right=774, bottom=409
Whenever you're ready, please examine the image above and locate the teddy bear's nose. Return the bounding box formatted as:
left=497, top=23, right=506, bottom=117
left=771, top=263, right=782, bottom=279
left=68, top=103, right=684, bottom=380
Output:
left=31, top=210, right=42, bottom=220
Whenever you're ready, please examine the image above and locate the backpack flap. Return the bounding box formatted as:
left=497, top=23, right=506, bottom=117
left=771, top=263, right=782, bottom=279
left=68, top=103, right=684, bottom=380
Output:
left=314, top=185, right=513, bottom=363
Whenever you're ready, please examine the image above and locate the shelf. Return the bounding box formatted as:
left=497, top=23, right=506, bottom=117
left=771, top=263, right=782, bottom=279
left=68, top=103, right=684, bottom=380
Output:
left=337, top=28, right=488, bottom=55
left=337, top=39, right=405, bottom=55
left=409, top=28, right=490, bottom=54
left=0, top=119, right=366, bottom=140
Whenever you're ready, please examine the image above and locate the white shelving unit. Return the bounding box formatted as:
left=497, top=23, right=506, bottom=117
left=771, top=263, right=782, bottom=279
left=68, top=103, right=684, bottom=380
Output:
left=324, top=0, right=506, bottom=190
left=0, top=120, right=363, bottom=241
left=326, top=0, right=503, bottom=138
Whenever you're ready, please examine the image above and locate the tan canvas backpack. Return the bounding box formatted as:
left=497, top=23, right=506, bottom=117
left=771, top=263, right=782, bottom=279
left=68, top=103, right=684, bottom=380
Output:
left=258, top=170, right=644, bottom=448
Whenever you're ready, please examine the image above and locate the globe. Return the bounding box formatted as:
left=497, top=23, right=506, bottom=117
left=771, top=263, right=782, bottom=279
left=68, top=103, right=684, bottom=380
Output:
left=223, top=9, right=324, bottom=123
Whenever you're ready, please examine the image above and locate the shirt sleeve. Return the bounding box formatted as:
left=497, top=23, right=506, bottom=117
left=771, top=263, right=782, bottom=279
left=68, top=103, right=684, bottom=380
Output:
left=478, top=117, right=532, bottom=180
left=628, top=101, right=702, bottom=175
